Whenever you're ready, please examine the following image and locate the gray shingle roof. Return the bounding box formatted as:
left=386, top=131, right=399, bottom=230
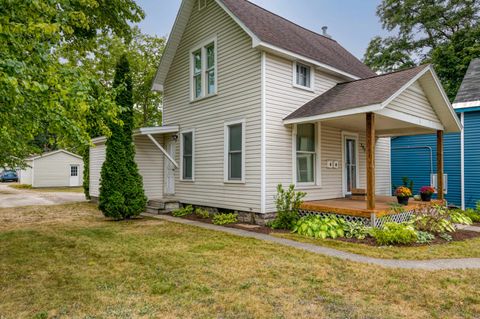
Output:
left=284, top=65, right=429, bottom=121
left=454, top=58, right=480, bottom=104
left=219, top=0, right=376, bottom=79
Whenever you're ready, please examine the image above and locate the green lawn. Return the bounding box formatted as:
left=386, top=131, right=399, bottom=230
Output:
left=274, top=232, right=480, bottom=260
left=1, top=203, right=480, bottom=318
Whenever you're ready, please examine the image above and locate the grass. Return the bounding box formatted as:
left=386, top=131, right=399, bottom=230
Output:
left=1, top=203, right=480, bottom=318
left=274, top=232, right=480, bottom=260
left=9, top=184, right=84, bottom=193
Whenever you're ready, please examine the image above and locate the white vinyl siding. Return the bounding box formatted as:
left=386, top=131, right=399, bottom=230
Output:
left=386, top=81, right=442, bottom=125
left=375, top=137, right=392, bottom=196
left=89, top=135, right=165, bottom=199
left=163, top=0, right=262, bottom=212
left=264, top=53, right=392, bottom=212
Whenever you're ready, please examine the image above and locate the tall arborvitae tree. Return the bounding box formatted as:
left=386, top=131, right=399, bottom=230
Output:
left=116, top=55, right=147, bottom=216
left=99, top=55, right=146, bottom=219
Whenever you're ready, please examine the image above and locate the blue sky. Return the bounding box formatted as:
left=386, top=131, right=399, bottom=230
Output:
left=135, top=0, right=389, bottom=60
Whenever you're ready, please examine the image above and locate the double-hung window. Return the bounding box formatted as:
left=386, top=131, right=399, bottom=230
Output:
left=191, top=38, right=217, bottom=100
left=181, top=130, right=194, bottom=181
left=294, top=62, right=313, bottom=89
left=296, top=123, right=316, bottom=184
left=225, top=120, right=244, bottom=182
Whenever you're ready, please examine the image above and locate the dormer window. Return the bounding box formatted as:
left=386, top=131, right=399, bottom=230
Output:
left=190, top=37, right=217, bottom=101
left=293, top=61, right=314, bottom=90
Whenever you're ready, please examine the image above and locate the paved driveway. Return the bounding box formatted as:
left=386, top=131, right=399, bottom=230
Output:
left=0, top=184, right=86, bottom=208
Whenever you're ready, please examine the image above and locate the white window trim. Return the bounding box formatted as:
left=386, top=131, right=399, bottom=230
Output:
left=431, top=173, right=448, bottom=195
left=292, top=61, right=315, bottom=92
left=292, top=123, right=322, bottom=188
left=189, top=36, right=218, bottom=102
left=224, top=119, right=246, bottom=184
left=341, top=131, right=360, bottom=196
left=180, top=128, right=195, bottom=182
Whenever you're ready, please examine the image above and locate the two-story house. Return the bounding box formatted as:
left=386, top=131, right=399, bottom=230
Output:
left=89, top=0, right=461, bottom=224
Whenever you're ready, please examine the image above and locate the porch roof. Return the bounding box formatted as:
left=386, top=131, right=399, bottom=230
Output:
left=284, top=65, right=462, bottom=134
left=91, top=125, right=179, bottom=144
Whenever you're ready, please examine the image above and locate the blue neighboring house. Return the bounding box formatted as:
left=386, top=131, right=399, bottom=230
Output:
left=391, top=58, right=480, bottom=209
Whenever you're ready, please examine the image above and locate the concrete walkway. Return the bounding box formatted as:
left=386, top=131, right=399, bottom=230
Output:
left=144, top=213, right=480, bottom=271
left=0, top=184, right=85, bottom=208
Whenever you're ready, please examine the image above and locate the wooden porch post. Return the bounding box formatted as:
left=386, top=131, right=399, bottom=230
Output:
left=366, top=113, right=375, bottom=210
left=437, top=130, right=444, bottom=200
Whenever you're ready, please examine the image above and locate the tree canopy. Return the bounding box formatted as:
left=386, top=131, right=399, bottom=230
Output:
left=363, top=0, right=480, bottom=100
left=0, top=0, right=144, bottom=168
left=68, top=27, right=166, bottom=128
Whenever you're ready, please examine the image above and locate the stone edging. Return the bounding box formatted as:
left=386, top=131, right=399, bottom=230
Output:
left=143, top=213, right=480, bottom=270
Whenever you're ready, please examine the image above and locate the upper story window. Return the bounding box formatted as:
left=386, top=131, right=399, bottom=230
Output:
left=190, top=37, right=217, bottom=100
left=293, top=61, right=314, bottom=90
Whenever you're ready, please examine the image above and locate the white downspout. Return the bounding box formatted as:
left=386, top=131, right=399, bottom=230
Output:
left=461, top=112, right=465, bottom=210
left=146, top=134, right=179, bottom=168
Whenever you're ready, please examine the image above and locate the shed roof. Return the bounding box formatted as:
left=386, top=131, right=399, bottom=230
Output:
left=284, top=65, right=429, bottom=121
left=27, top=150, right=82, bottom=161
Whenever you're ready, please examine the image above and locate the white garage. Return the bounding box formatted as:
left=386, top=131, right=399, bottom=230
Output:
left=19, top=150, right=84, bottom=188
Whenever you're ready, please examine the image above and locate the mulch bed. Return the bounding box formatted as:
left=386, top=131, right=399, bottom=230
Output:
left=170, top=213, right=480, bottom=247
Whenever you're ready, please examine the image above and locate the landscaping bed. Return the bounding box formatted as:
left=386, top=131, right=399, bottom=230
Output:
left=336, top=229, right=480, bottom=246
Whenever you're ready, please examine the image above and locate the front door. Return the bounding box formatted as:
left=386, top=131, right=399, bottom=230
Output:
left=344, top=136, right=358, bottom=195
left=164, top=140, right=176, bottom=195
left=69, top=165, right=80, bottom=186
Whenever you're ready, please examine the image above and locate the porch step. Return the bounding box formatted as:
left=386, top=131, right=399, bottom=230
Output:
left=146, top=199, right=180, bottom=214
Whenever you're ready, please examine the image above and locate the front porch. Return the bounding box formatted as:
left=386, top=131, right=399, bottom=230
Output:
left=300, top=196, right=444, bottom=218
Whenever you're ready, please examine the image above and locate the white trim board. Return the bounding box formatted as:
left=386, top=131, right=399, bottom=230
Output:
left=453, top=101, right=480, bottom=109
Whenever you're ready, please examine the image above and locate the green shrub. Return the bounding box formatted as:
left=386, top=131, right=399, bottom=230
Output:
left=450, top=210, right=473, bottom=225
left=293, top=215, right=346, bottom=239
left=212, top=213, right=238, bottom=225
left=172, top=205, right=193, bottom=217
left=371, top=222, right=417, bottom=246
left=269, top=184, right=306, bottom=230
left=462, top=208, right=480, bottom=223
left=195, top=208, right=210, bottom=219
left=343, top=221, right=371, bottom=240
left=412, top=205, right=456, bottom=234
left=416, top=231, right=435, bottom=244
left=439, top=233, right=453, bottom=242
left=99, top=55, right=147, bottom=219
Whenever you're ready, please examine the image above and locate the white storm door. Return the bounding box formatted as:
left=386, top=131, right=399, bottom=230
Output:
left=343, top=136, right=358, bottom=195
left=164, top=141, right=176, bottom=195
left=69, top=165, right=80, bottom=186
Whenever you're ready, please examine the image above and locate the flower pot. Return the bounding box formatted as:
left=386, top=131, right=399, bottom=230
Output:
left=420, top=193, right=432, bottom=202
left=396, top=196, right=409, bottom=205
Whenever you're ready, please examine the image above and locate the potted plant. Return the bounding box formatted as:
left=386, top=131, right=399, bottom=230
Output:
left=420, top=186, right=435, bottom=202
left=394, top=186, right=412, bottom=205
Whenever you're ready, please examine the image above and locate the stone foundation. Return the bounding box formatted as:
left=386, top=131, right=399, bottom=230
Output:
left=179, top=203, right=276, bottom=226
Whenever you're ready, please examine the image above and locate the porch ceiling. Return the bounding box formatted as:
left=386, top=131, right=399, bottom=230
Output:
left=319, top=113, right=438, bottom=137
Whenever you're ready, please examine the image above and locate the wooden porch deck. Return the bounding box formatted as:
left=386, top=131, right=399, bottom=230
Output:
left=301, top=196, right=443, bottom=218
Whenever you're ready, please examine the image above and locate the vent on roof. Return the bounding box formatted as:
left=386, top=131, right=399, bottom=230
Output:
left=321, top=26, right=332, bottom=39
left=198, top=0, right=207, bottom=11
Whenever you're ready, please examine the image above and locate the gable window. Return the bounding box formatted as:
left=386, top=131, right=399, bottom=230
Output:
left=190, top=38, right=217, bottom=100
left=296, top=123, right=316, bottom=184
left=224, top=120, right=245, bottom=182
left=198, top=0, right=207, bottom=10
left=181, top=130, right=195, bottom=181
left=293, top=61, right=314, bottom=90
